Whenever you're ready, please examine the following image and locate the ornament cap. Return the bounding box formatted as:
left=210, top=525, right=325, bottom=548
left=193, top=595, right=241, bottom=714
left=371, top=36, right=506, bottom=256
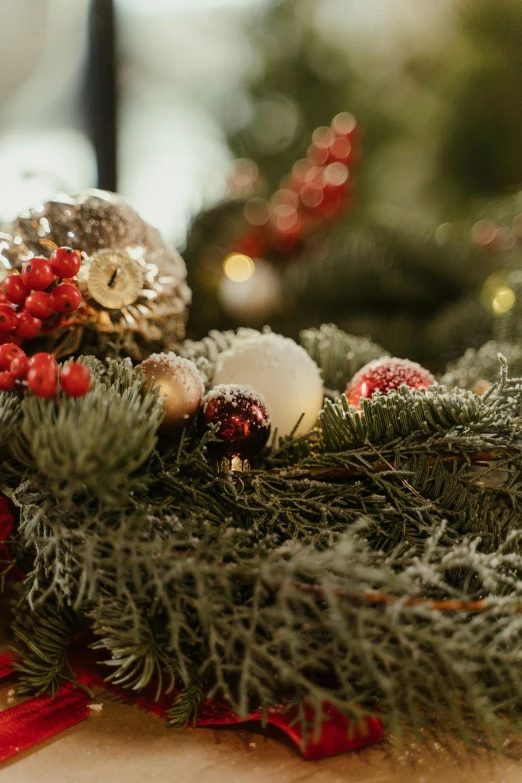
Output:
left=216, top=455, right=251, bottom=474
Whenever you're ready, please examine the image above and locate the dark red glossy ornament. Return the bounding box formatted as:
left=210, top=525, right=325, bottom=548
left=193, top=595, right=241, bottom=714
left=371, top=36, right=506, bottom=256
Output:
left=200, top=384, right=271, bottom=473
left=346, top=357, right=436, bottom=409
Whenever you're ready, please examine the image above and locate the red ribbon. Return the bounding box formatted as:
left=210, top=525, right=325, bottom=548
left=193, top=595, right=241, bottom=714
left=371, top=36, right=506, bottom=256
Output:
left=0, top=649, right=382, bottom=763
left=0, top=494, right=383, bottom=762
left=0, top=681, right=90, bottom=762
left=196, top=701, right=383, bottom=760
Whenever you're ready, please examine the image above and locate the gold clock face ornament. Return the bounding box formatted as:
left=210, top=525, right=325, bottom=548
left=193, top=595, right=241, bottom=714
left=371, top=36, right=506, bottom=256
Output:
left=87, top=250, right=144, bottom=309
left=0, top=190, right=192, bottom=360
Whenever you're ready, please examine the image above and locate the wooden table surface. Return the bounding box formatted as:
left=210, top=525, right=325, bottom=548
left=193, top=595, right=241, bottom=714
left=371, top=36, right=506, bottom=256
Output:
left=0, top=691, right=521, bottom=783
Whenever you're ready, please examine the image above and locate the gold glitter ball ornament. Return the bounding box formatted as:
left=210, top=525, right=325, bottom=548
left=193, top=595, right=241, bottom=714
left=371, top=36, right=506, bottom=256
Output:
left=139, top=353, right=205, bottom=433
left=0, top=190, right=191, bottom=360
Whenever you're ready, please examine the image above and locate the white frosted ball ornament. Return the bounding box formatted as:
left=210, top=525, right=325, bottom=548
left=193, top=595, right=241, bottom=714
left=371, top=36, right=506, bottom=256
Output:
left=213, top=333, right=324, bottom=439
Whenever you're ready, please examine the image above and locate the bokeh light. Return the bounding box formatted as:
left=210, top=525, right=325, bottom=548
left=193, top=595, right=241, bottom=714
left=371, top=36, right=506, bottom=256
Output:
left=491, top=286, right=516, bottom=315
left=481, top=273, right=516, bottom=315
left=331, top=111, right=357, bottom=137
left=219, top=258, right=282, bottom=322
left=243, top=198, right=270, bottom=226
left=471, top=219, right=497, bottom=248
left=246, top=94, right=301, bottom=155
left=223, top=252, right=255, bottom=282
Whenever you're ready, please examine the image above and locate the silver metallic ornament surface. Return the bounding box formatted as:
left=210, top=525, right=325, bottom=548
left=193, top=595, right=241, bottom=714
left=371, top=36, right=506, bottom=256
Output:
left=0, top=190, right=191, bottom=360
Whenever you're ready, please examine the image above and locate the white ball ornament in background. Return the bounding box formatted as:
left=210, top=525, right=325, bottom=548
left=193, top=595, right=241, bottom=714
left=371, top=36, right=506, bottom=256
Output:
left=219, top=258, right=283, bottom=323
left=213, top=332, right=324, bottom=439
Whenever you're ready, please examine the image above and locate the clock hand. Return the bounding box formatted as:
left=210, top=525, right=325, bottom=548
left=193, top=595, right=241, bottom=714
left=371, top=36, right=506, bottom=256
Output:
left=108, top=268, right=120, bottom=288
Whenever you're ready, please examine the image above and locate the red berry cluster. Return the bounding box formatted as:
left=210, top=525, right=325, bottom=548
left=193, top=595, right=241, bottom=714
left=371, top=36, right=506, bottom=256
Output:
left=0, top=247, right=83, bottom=345
left=233, top=112, right=360, bottom=259
left=0, top=345, right=91, bottom=398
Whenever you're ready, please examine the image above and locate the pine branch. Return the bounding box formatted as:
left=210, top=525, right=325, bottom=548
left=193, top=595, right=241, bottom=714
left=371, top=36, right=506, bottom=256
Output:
left=442, top=340, right=522, bottom=389
left=89, top=599, right=179, bottom=701
left=292, top=449, right=517, bottom=480
left=299, top=324, right=388, bottom=392
left=17, top=518, right=522, bottom=744
left=0, top=391, right=21, bottom=451
left=11, top=596, right=77, bottom=697
left=8, top=357, right=163, bottom=504
left=166, top=668, right=204, bottom=729
left=317, top=383, right=510, bottom=452
left=7, top=335, right=522, bottom=745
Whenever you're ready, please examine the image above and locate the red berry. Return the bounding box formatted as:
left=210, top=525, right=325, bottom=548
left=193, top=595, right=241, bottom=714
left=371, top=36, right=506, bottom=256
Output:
left=60, top=362, right=91, bottom=397
left=27, top=366, right=58, bottom=398
left=1, top=274, right=29, bottom=305
left=50, top=247, right=82, bottom=279
left=29, top=352, right=59, bottom=373
left=16, top=311, right=42, bottom=339
left=0, top=372, right=14, bottom=391
left=10, top=353, right=29, bottom=379
left=21, top=257, right=54, bottom=291
left=346, top=357, right=436, bottom=409
left=0, top=304, right=17, bottom=332
left=49, top=283, right=82, bottom=314
left=24, top=291, right=53, bottom=319
left=0, top=343, right=25, bottom=371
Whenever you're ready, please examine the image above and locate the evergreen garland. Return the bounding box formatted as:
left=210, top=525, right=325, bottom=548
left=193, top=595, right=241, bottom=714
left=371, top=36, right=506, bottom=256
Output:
left=3, top=324, right=522, bottom=748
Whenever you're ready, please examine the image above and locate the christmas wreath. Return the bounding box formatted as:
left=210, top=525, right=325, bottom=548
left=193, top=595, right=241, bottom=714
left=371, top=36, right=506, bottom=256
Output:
left=1, top=191, right=522, bottom=760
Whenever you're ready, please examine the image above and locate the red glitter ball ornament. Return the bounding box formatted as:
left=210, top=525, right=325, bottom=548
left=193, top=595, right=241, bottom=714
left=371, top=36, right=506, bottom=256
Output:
left=346, top=357, right=436, bottom=408
left=200, top=384, right=271, bottom=471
